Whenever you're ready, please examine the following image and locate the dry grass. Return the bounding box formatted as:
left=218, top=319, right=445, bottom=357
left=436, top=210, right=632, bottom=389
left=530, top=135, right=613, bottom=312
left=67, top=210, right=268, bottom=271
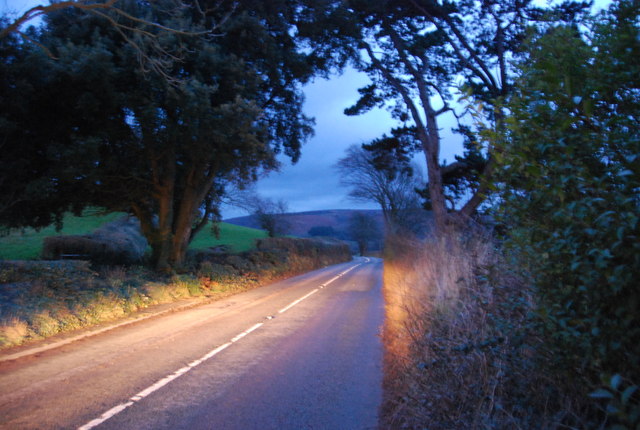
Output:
left=380, top=227, right=587, bottom=429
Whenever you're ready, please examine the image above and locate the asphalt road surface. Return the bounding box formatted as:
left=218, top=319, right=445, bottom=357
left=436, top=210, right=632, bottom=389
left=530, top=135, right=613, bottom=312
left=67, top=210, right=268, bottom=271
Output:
left=0, top=257, right=384, bottom=430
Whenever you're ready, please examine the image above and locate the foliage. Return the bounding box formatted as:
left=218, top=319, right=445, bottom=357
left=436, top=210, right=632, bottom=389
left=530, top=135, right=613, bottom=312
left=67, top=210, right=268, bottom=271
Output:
left=0, top=22, right=93, bottom=230
left=316, top=0, right=588, bottom=230
left=380, top=229, right=572, bottom=429
left=0, top=0, right=321, bottom=271
left=493, top=1, right=640, bottom=423
left=590, top=374, right=640, bottom=430
left=348, top=212, right=380, bottom=256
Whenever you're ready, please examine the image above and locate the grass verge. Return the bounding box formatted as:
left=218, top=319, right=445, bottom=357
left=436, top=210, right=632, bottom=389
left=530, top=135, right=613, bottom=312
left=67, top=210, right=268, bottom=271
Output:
left=0, top=238, right=351, bottom=349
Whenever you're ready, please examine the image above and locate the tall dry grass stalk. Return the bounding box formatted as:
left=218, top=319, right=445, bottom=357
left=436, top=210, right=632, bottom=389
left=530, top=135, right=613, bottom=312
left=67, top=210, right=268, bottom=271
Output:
left=380, top=227, right=578, bottom=429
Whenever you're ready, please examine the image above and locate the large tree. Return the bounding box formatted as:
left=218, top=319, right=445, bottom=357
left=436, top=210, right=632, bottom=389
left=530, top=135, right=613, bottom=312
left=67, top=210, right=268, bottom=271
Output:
left=1, top=0, right=320, bottom=271
left=316, top=0, right=589, bottom=232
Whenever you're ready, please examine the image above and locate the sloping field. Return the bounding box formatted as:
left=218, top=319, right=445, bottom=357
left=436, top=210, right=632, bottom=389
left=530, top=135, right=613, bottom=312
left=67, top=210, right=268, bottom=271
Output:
left=0, top=210, right=268, bottom=260
left=225, top=209, right=384, bottom=238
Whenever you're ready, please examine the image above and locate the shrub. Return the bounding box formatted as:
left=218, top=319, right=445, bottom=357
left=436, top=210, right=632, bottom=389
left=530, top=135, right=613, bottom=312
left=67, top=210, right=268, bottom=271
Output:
left=41, top=216, right=147, bottom=265
left=380, top=228, right=592, bottom=429
left=490, top=5, right=640, bottom=423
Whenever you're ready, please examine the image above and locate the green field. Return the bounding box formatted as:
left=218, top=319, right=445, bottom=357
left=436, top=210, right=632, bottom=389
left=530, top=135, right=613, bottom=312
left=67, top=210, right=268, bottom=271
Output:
left=0, top=210, right=267, bottom=260
left=189, top=222, right=268, bottom=253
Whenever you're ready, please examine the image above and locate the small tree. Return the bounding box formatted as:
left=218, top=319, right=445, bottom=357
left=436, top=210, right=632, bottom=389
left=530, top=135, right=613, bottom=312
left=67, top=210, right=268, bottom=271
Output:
left=348, top=212, right=379, bottom=256
left=335, top=144, right=423, bottom=233
left=230, top=187, right=291, bottom=238
left=254, top=198, right=291, bottom=238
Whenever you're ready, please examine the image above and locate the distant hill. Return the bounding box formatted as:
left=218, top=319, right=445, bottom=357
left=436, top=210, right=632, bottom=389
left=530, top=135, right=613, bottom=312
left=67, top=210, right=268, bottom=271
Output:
left=225, top=209, right=386, bottom=249
left=225, top=208, right=436, bottom=253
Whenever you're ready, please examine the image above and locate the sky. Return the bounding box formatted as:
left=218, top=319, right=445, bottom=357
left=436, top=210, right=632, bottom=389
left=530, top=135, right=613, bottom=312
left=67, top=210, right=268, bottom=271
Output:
left=1, top=0, right=611, bottom=220
left=239, top=69, right=462, bottom=219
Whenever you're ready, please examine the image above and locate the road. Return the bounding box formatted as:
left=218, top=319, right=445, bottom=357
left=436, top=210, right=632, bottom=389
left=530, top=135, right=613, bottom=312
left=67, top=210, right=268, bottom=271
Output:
left=0, top=257, right=384, bottom=430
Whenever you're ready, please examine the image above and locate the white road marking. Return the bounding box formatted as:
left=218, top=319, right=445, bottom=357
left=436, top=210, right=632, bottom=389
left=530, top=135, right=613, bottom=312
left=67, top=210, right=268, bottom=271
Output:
left=278, top=288, right=319, bottom=314
left=78, top=402, right=134, bottom=430
left=277, top=263, right=362, bottom=314
left=78, top=262, right=363, bottom=430
left=231, top=322, right=264, bottom=343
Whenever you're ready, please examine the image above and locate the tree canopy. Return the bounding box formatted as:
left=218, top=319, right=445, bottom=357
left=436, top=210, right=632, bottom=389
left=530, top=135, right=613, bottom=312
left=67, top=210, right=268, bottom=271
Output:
left=312, top=0, right=590, bottom=231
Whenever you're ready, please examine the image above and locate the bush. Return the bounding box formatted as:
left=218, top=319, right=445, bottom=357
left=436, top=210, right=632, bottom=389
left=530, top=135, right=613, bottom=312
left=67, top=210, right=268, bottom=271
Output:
left=380, top=228, right=592, bottom=429
left=490, top=4, right=640, bottom=425
left=41, top=216, right=147, bottom=265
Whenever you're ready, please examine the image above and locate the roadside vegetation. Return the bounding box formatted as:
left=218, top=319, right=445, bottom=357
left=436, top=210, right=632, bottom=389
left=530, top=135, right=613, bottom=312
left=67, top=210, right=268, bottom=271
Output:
left=379, top=3, right=639, bottom=429
left=381, top=229, right=540, bottom=428
left=0, top=230, right=350, bottom=349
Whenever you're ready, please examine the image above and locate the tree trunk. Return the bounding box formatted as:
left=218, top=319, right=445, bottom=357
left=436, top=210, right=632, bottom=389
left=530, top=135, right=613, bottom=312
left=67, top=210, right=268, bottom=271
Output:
left=153, top=184, right=176, bottom=273
left=167, top=166, right=218, bottom=269
left=168, top=187, right=199, bottom=269
left=419, top=108, right=449, bottom=234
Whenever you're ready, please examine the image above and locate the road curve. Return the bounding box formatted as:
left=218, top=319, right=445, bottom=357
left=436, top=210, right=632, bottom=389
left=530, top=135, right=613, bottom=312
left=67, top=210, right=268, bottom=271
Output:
left=0, top=257, right=384, bottom=430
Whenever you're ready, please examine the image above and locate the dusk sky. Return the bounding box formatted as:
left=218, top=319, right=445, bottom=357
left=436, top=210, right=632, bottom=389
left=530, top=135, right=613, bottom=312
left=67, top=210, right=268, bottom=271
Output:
left=238, top=68, right=462, bottom=219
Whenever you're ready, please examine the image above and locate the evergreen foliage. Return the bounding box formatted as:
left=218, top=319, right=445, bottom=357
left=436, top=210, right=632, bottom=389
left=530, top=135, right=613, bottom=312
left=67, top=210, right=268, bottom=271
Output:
left=493, top=1, right=640, bottom=423
left=1, top=0, right=322, bottom=271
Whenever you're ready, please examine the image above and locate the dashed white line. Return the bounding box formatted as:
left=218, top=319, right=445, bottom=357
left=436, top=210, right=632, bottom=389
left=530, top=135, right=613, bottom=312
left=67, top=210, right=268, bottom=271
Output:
left=278, top=262, right=361, bottom=313
left=78, top=339, right=236, bottom=430
left=231, top=322, right=264, bottom=343
left=278, top=288, right=319, bottom=314
left=78, top=261, right=364, bottom=430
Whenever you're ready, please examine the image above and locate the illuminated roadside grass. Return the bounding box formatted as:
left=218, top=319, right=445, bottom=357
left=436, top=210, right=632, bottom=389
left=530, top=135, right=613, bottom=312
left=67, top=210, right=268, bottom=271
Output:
left=0, top=237, right=350, bottom=349
left=380, top=230, right=568, bottom=429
